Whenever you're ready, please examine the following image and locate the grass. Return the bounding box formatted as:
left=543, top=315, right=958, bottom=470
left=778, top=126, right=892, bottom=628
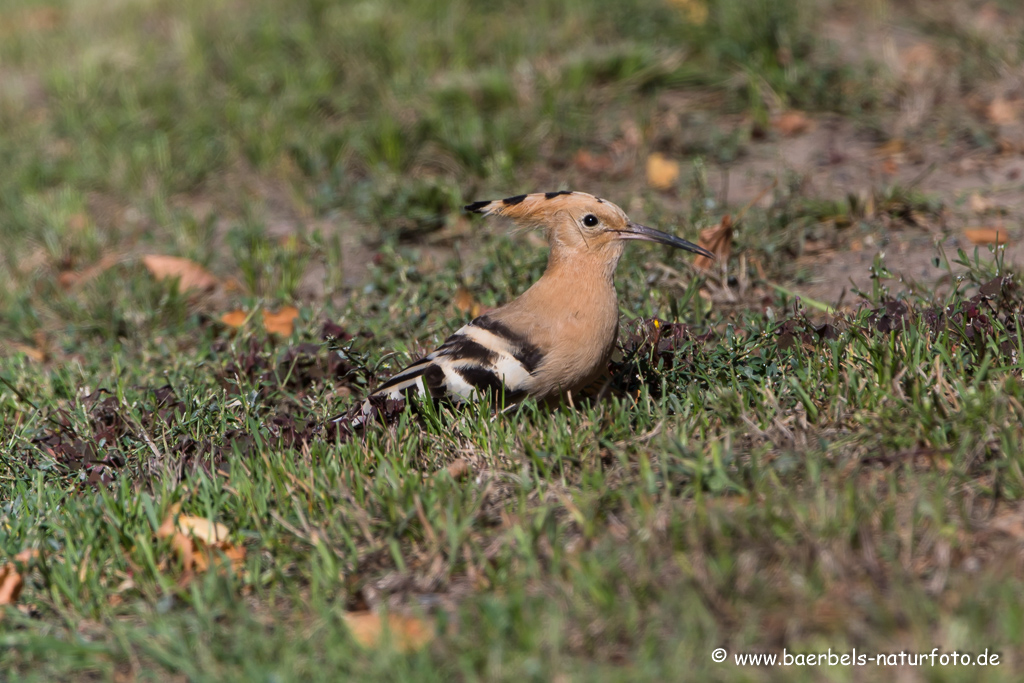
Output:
left=2, top=0, right=1024, bottom=680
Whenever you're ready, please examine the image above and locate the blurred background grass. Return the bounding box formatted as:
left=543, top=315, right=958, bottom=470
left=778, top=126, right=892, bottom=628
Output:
left=2, top=0, right=1021, bottom=343
left=0, top=0, right=867, bottom=281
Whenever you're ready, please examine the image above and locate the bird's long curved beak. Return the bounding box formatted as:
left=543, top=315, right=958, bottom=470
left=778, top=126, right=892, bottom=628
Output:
left=615, top=222, right=715, bottom=259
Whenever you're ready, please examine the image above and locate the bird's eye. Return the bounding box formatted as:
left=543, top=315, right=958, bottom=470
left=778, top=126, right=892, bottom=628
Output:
left=582, top=214, right=599, bottom=227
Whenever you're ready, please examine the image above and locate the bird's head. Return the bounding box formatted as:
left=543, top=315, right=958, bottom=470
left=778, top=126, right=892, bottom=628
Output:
left=465, top=191, right=713, bottom=271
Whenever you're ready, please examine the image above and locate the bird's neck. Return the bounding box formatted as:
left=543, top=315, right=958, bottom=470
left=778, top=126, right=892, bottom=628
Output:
left=525, top=247, right=621, bottom=317
left=544, top=245, right=623, bottom=285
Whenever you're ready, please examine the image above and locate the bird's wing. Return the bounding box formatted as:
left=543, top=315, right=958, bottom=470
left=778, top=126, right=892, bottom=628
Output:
left=348, top=314, right=545, bottom=428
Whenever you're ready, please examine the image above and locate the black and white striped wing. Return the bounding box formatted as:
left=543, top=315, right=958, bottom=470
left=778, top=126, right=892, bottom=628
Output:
left=350, top=315, right=544, bottom=427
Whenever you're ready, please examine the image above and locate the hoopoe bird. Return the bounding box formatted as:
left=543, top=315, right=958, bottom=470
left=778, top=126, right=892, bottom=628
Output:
left=349, top=190, right=713, bottom=428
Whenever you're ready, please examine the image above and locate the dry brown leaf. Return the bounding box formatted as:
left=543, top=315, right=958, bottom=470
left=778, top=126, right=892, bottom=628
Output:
left=772, top=111, right=811, bottom=137
left=646, top=153, right=679, bottom=191
left=142, top=255, right=219, bottom=293
left=11, top=343, right=45, bottom=362
left=444, top=459, right=472, bottom=480
left=694, top=215, right=733, bottom=272
left=220, top=310, right=248, bottom=329
left=176, top=515, right=230, bottom=544
left=262, top=306, right=299, bottom=337
left=988, top=97, right=1020, bottom=125
left=194, top=540, right=246, bottom=575
left=157, top=505, right=245, bottom=578
left=9, top=333, right=49, bottom=362
left=964, top=228, right=1009, bottom=245
left=453, top=286, right=482, bottom=318
left=156, top=503, right=184, bottom=538
left=343, top=611, right=434, bottom=653
left=969, top=193, right=994, bottom=214
left=0, top=548, right=38, bottom=608
left=0, top=565, right=24, bottom=606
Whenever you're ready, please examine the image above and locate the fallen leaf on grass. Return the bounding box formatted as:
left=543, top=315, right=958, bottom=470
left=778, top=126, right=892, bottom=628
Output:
left=646, top=153, right=679, bottom=191
left=443, top=458, right=471, bottom=479
left=0, top=550, right=36, bottom=608
left=10, top=343, right=45, bottom=362
left=143, top=255, right=219, bottom=293
left=453, top=286, right=481, bottom=318
left=0, top=565, right=23, bottom=606
left=6, top=332, right=49, bottom=363
left=969, top=193, right=994, bottom=214
left=964, top=228, right=1009, bottom=245
left=343, top=611, right=434, bottom=653
left=221, top=307, right=303, bottom=336
left=262, top=306, right=299, bottom=337
left=772, top=111, right=811, bottom=137
left=220, top=310, right=248, bottom=329
left=694, top=215, right=733, bottom=272
left=988, top=97, right=1020, bottom=125
left=161, top=512, right=230, bottom=544
left=157, top=504, right=245, bottom=577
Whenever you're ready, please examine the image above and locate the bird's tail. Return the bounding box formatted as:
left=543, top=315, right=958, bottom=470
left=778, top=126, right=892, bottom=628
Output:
left=341, top=360, right=430, bottom=429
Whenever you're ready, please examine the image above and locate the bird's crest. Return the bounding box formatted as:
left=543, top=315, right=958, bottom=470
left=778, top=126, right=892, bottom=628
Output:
left=464, top=191, right=612, bottom=232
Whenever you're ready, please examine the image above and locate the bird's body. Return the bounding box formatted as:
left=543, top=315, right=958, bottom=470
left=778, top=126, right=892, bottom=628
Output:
left=349, top=191, right=712, bottom=427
